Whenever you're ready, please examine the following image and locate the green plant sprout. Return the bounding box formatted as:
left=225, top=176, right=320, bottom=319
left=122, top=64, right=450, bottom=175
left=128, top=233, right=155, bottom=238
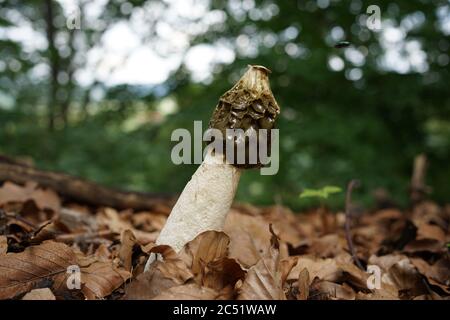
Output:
left=299, top=185, right=343, bottom=199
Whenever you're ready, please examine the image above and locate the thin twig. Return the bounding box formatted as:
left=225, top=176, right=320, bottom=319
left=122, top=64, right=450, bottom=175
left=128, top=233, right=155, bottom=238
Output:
left=344, top=179, right=364, bottom=270
left=4, top=212, right=37, bottom=229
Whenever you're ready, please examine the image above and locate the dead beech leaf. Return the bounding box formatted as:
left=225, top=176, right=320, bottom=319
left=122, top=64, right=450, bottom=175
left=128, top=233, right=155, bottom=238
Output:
left=0, top=181, right=60, bottom=214
left=125, top=244, right=194, bottom=300
left=416, top=223, right=446, bottom=242
left=124, top=266, right=179, bottom=300
left=119, top=229, right=136, bottom=271
left=288, top=256, right=340, bottom=284
left=77, top=254, right=131, bottom=300
left=403, top=239, right=445, bottom=254
left=368, top=254, right=409, bottom=272
left=387, top=258, right=428, bottom=298
left=308, top=234, right=346, bottom=258
left=410, top=257, right=450, bottom=293
left=179, top=231, right=230, bottom=276
left=95, top=244, right=111, bottom=260
left=310, top=280, right=355, bottom=300
left=0, top=241, right=129, bottom=300
left=149, top=245, right=194, bottom=284
left=0, top=241, right=77, bottom=299
left=225, top=210, right=271, bottom=267
left=335, top=254, right=369, bottom=290
left=280, top=257, right=298, bottom=284
left=96, top=208, right=156, bottom=245
left=238, top=225, right=286, bottom=300
left=22, top=288, right=56, bottom=300
left=261, top=205, right=304, bottom=247
left=131, top=212, right=167, bottom=232
left=225, top=229, right=262, bottom=268
left=201, top=257, right=245, bottom=294
left=0, top=236, right=7, bottom=255
left=152, top=283, right=220, bottom=300
left=297, top=268, right=310, bottom=300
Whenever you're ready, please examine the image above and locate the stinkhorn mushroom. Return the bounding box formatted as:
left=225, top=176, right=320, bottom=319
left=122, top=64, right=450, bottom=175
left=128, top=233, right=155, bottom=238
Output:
left=145, top=65, right=280, bottom=271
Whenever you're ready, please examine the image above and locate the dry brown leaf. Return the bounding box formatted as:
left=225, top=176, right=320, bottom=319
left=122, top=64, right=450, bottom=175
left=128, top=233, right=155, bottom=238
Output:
left=59, top=207, right=97, bottom=232
left=179, top=231, right=230, bottom=276
left=124, top=266, right=179, bottom=300
left=412, top=201, right=448, bottom=231
left=124, top=244, right=194, bottom=300
left=310, top=279, right=355, bottom=300
left=410, top=257, right=450, bottom=293
left=225, top=229, right=262, bottom=268
left=131, top=212, right=167, bottom=232
left=201, top=257, right=245, bottom=295
left=238, top=225, right=286, bottom=300
left=0, top=240, right=131, bottom=300
left=0, top=181, right=60, bottom=213
left=178, top=231, right=244, bottom=295
left=288, top=256, right=340, bottom=284
left=297, top=268, right=310, bottom=300
left=280, top=256, right=298, bottom=284
left=77, top=254, right=131, bottom=299
left=0, top=241, right=77, bottom=299
left=356, top=288, right=399, bottom=300
left=225, top=210, right=270, bottom=267
left=261, top=205, right=304, bottom=247
left=22, top=288, right=56, bottom=300
left=415, top=223, right=446, bottom=242
left=149, top=245, right=194, bottom=284
left=0, top=235, right=7, bottom=255
left=308, top=234, right=347, bottom=258
left=95, top=244, right=111, bottom=260
left=368, top=253, right=409, bottom=272
left=403, top=239, right=446, bottom=254
left=335, top=254, right=369, bottom=290
left=386, top=258, right=428, bottom=298
left=152, top=283, right=220, bottom=300
left=96, top=208, right=156, bottom=245
left=119, top=229, right=136, bottom=271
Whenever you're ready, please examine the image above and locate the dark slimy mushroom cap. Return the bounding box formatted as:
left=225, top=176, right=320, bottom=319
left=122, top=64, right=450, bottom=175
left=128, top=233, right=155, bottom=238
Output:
left=208, top=65, right=280, bottom=169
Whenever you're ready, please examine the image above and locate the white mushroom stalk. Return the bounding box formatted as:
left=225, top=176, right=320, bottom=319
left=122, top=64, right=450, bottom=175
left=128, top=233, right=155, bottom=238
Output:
left=145, top=65, right=280, bottom=271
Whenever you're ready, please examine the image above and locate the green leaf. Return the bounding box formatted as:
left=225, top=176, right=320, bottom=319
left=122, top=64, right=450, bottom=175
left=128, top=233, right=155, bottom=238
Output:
left=299, top=189, right=325, bottom=199
left=323, top=186, right=343, bottom=195
left=299, top=185, right=342, bottom=199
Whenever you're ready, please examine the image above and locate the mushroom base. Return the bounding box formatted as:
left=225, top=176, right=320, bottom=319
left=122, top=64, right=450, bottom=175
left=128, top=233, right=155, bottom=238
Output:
left=144, top=151, right=241, bottom=271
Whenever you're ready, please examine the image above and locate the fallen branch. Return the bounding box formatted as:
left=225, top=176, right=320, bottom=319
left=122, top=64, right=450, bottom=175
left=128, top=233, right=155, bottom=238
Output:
left=0, top=157, right=171, bottom=210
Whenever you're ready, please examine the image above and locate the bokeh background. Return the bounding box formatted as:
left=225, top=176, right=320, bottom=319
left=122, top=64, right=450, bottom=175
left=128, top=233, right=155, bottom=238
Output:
left=0, top=0, right=449, bottom=209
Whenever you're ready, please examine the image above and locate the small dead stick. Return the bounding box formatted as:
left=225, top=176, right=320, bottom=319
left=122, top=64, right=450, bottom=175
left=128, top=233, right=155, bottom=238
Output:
left=2, top=211, right=37, bottom=229
left=55, top=230, right=115, bottom=243
left=3, top=211, right=54, bottom=235
left=410, top=153, right=431, bottom=204
left=344, top=179, right=364, bottom=270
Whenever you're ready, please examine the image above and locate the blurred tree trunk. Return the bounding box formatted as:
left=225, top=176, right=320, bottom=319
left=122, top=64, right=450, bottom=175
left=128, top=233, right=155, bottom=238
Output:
left=61, top=28, right=77, bottom=127
left=44, top=0, right=60, bottom=131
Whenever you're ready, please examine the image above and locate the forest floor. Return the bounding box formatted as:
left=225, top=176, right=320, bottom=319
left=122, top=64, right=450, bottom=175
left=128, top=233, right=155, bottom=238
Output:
left=0, top=179, right=449, bottom=300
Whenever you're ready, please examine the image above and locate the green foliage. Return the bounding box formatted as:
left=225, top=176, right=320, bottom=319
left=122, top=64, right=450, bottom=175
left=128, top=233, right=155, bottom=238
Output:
left=300, top=186, right=343, bottom=200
